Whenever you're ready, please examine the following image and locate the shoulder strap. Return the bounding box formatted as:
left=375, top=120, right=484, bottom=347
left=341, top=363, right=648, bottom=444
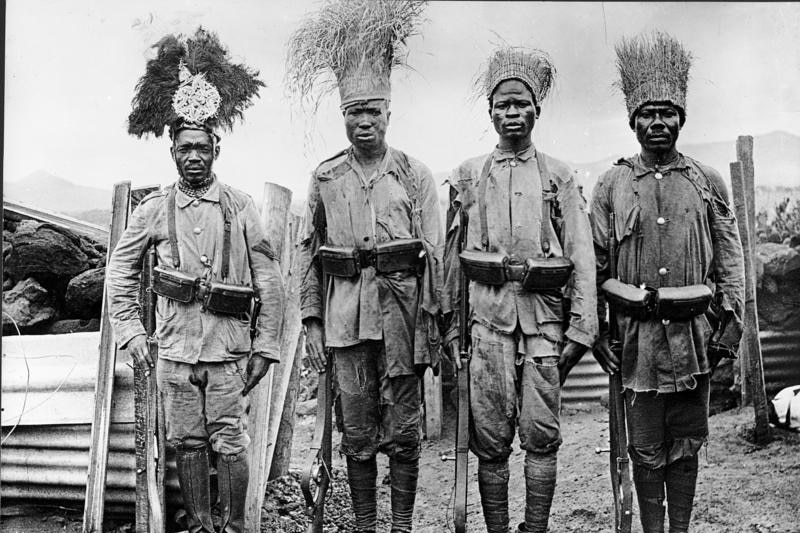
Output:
left=477, top=155, right=494, bottom=250
left=392, top=150, right=422, bottom=239
left=219, top=186, right=233, bottom=280
left=536, top=152, right=556, bottom=254
left=166, top=187, right=180, bottom=268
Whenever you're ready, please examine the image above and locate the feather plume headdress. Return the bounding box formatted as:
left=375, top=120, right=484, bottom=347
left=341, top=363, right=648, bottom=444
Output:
left=285, top=0, right=426, bottom=110
left=479, top=47, right=556, bottom=106
left=615, top=31, right=692, bottom=126
left=128, top=27, right=264, bottom=139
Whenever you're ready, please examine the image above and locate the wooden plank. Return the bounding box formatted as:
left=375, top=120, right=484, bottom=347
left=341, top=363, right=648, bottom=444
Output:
left=732, top=147, right=771, bottom=442
left=82, top=181, right=132, bottom=533
left=269, top=333, right=304, bottom=480
left=265, top=213, right=304, bottom=480
left=423, top=367, right=443, bottom=440
left=244, top=182, right=293, bottom=533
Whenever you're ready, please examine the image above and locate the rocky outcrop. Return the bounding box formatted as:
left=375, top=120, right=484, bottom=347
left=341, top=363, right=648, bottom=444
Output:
left=2, top=214, right=106, bottom=334
left=2, top=278, right=58, bottom=333
left=756, top=242, right=800, bottom=331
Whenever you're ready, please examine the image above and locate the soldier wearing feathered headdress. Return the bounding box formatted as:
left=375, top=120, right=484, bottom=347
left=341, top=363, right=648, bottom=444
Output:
left=287, top=1, right=443, bottom=531
left=107, top=28, right=285, bottom=533
left=591, top=31, right=745, bottom=533
left=442, top=46, right=598, bottom=533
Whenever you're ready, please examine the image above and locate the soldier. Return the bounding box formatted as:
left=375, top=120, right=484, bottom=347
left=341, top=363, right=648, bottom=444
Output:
left=107, top=29, right=285, bottom=533
left=287, top=1, right=442, bottom=532
left=591, top=31, right=745, bottom=533
left=442, top=47, right=598, bottom=533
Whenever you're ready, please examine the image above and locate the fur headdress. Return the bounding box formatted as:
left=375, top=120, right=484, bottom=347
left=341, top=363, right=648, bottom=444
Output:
left=615, top=31, right=692, bottom=126
left=480, top=47, right=556, bottom=106
left=128, top=27, right=264, bottom=139
left=285, top=0, right=426, bottom=110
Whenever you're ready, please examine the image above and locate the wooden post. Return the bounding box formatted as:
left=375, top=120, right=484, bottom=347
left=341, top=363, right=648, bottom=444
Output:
left=244, top=183, right=293, bottom=533
left=423, top=367, right=442, bottom=440
left=730, top=159, right=771, bottom=443
left=82, top=181, right=132, bottom=533
left=267, top=213, right=304, bottom=480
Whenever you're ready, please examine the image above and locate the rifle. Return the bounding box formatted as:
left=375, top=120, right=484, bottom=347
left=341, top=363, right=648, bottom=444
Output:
left=133, top=188, right=165, bottom=533
left=453, top=206, right=471, bottom=533
left=604, top=211, right=633, bottom=533
left=301, top=273, right=333, bottom=533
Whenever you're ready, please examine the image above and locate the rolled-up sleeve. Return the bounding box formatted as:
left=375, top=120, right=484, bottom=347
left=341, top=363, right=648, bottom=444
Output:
left=243, top=198, right=285, bottom=363
left=297, top=174, right=324, bottom=323
left=558, top=174, right=598, bottom=348
left=106, top=202, right=151, bottom=348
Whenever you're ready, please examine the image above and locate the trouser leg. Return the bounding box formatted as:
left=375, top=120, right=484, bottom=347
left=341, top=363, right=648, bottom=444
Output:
left=477, top=459, right=510, bottom=533
left=346, top=456, right=378, bottom=533
left=389, top=456, right=419, bottom=533
left=175, top=445, right=216, bottom=533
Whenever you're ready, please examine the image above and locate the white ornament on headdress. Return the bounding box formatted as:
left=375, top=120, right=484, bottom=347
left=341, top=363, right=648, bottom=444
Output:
left=172, top=60, right=221, bottom=124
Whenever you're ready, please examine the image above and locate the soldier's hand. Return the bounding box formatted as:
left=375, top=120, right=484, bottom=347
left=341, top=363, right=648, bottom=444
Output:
left=446, top=339, right=462, bottom=370
left=558, top=339, right=588, bottom=386
left=304, top=318, right=327, bottom=373
left=592, top=332, right=620, bottom=375
left=243, top=354, right=273, bottom=396
left=127, top=334, right=153, bottom=375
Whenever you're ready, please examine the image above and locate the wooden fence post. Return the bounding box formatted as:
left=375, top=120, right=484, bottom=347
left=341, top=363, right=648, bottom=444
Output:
left=82, top=181, right=131, bottom=533
left=244, top=183, right=293, bottom=533
left=730, top=149, right=771, bottom=443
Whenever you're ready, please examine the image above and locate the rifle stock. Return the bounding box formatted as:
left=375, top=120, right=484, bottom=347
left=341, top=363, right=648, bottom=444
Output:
left=301, top=274, right=333, bottom=533
left=454, top=207, right=471, bottom=533
left=606, top=212, right=633, bottom=533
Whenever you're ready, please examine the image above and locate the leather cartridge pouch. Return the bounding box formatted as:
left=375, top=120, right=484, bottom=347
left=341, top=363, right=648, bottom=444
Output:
left=521, top=257, right=574, bottom=291
left=319, top=245, right=360, bottom=278
left=654, top=284, right=712, bottom=321
left=601, top=278, right=652, bottom=320
left=152, top=265, right=197, bottom=303
left=374, top=238, right=424, bottom=274
left=202, top=281, right=255, bottom=315
left=459, top=250, right=508, bottom=286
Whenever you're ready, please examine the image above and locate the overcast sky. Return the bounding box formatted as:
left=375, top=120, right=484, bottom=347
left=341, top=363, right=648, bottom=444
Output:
left=5, top=1, right=800, bottom=202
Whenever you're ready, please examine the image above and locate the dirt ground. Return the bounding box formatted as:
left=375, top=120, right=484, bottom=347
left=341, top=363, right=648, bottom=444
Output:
left=2, top=402, right=799, bottom=533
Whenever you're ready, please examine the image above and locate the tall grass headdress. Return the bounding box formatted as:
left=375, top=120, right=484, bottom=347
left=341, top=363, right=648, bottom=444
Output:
left=127, top=27, right=264, bottom=141
left=285, top=0, right=426, bottom=111
left=614, top=31, right=692, bottom=128
left=480, top=46, right=556, bottom=108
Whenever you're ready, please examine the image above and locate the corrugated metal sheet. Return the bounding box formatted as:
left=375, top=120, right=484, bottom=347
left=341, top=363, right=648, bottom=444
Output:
left=562, top=352, right=607, bottom=404
left=761, top=330, right=800, bottom=396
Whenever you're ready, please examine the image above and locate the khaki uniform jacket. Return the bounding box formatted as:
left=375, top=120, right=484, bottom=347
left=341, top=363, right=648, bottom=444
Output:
left=591, top=154, right=745, bottom=393
left=106, top=179, right=285, bottom=364
left=443, top=145, right=598, bottom=352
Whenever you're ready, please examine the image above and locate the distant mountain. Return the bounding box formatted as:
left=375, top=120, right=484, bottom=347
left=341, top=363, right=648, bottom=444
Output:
left=4, top=171, right=112, bottom=219
left=569, top=131, right=800, bottom=191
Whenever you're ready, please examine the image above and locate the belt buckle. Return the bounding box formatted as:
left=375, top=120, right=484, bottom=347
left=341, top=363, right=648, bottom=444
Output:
left=505, top=262, right=526, bottom=282
left=357, top=249, right=375, bottom=269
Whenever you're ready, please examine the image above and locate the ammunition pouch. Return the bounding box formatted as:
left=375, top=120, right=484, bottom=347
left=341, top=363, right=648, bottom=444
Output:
left=152, top=265, right=255, bottom=316
left=153, top=265, right=197, bottom=303
left=320, top=239, right=424, bottom=278
left=601, top=279, right=712, bottom=321
left=459, top=250, right=573, bottom=291
left=199, top=281, right=255, bottom=316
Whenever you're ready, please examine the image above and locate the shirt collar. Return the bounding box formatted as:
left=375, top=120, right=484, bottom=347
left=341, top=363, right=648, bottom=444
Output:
left=631, top=153, right=691, bottom=178
left=346, top=146, right=395, bottom=184
left=492, top=142, right=536, bottom=163
left=175, top=176, right=220, bottom=208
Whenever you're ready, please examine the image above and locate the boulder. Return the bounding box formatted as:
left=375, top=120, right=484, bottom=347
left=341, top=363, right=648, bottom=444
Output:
left=64, top=267, right=106, bottom=319
left=3, top=239, right=11, bottom=260
left=2, top=278, right=57, bottom=332
left=5, top=221, right=91, bottom=282
left=42, top=318, right=101, bottom=334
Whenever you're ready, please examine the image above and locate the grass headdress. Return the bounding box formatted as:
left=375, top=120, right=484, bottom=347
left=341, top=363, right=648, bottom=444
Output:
left=480, top=46, right=556, bottom=107
left=615, top=31, right=692, bottom=127
left=128, top=27, right=264, bottom=139
left=285, top=0, right=426, bottom=110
